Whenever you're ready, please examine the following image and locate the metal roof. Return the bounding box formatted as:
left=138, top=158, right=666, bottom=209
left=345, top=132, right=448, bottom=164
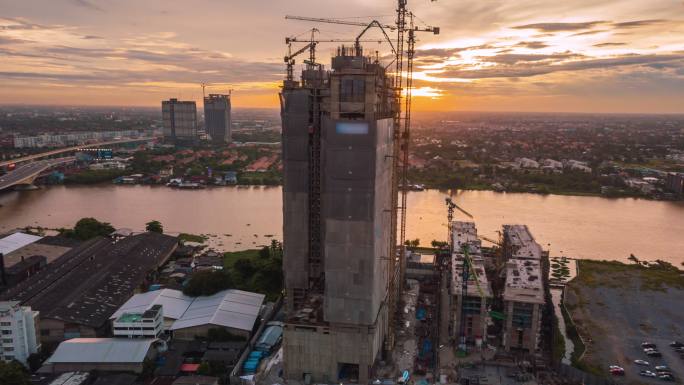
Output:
left=0, top=232, right=43, bottom=255
left=47, top=338, right=156, bottom=364
left=110, top=288, right=193, bottom=320
left=111, top=288, right=265, bottom=332
left=171, top=289, right=265, bottom=332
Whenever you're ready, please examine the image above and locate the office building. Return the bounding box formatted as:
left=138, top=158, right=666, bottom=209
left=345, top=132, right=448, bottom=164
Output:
left=449, top=222, right=492, bottom=347
left=112, top=304, right=164, bottom=339
left=0, top=301, right=40, bottom=366
left=204, top=94, right=232, bottom=144
left=162, top=99, right=197, bottom=143
left=281, top=45, right=399, bottom=384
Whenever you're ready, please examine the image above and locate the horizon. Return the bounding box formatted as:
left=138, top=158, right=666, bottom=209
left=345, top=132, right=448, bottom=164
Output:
left=1, top=0, right=684, bottom=113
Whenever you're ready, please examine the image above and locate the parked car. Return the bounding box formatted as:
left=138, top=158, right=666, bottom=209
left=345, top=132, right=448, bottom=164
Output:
left=609, top=366, right=625, bottom=376
left=642, top=342, right=657, bottom=349
left=669, top=341, right=684, bottom=348
left=635, top=359, right=650, bottom=366
left=646, top=350, right=663, bottom=357
left=655, top=365, right=670, bottom=371
left=659, top=374, right=675, bottom=381
left=639, top=370, right=657, bottom=377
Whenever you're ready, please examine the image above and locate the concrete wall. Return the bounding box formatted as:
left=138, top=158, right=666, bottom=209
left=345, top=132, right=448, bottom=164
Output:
left=172, top=324, right=250, bottom=341
left=39, top=318, right=97, bottom=347
left=321, top=117, right=391, bottom=326
left=502, top=301, right=541, bottom=352
left=283, top=303, right=387, bottom=384
left=281, top=88, right=313, bottom=312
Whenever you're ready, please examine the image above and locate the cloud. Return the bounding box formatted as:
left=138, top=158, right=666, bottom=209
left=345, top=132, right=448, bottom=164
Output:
left=479, top=52, right=582, bottom=65
left=593, top=42, right=627, bottom=47
left=433, top=54, right=684, bottom=79
left=613, top=19, right=667, bottom=29
left=514, top=41, right=549, bottom=49
left=512, top=21, right=606, bottom=32
left=72, top=0, right=105, bottom=12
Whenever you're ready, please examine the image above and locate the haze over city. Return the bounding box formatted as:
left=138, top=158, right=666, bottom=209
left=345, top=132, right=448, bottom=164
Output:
left=1, top=0, right=684, bottom=112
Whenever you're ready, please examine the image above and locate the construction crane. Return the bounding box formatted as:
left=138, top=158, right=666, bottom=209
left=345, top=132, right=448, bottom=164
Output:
left=478, top=235, right=501, bottom=246
left=285, top=15, right=396, bottom=30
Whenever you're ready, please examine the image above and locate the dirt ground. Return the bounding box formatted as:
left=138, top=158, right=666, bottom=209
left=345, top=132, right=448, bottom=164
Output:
left=566, top=260, right=684, bottom=385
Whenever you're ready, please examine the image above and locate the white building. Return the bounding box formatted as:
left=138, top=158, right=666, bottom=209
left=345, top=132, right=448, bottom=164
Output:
left=112, top=304, right=164, bottom=339
left=515, top=157, right=540, bottom=169
left=0, top=301, right=40, bottom=365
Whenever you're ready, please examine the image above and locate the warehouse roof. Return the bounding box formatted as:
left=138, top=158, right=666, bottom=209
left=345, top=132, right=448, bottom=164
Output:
left=0, top=232, right=43, bottom=255
left=1, top=233, right=178, bottom=328
left=111, top=288, right=265, bottom=332
left=111, top=288, right=193, bottom=320
left=171, top=289, right=265, bottom=332
left=47, top=338, right=156, bottom=364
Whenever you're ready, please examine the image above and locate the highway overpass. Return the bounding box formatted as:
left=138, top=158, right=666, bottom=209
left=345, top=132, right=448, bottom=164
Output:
left=0, top=136, right=158, bottom=168
left=0, top=157, right=74, bottom=191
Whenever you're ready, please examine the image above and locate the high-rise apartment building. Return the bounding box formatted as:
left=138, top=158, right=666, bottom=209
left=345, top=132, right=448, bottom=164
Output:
left=162, top=99, right=197, bottom=143
left=280, top=46, right=399, bottom=384
left=0, top=301, right=39, bottom=366
left=204, top=94, right=232, bottom=144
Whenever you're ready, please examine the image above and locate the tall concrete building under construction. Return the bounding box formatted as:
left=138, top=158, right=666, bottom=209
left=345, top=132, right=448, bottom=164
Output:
left=204, top=94, right=232, bottom=144
left=162, top=98, right=198, bottom=144
left=280, top=45, right=399, bottom=384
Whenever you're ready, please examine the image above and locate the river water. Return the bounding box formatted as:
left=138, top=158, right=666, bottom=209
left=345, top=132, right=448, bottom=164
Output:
left=0, top=186, right=683, bottom=265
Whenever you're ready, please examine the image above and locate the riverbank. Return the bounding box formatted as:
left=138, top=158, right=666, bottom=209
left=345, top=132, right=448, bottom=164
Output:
left=564, top=259, right=684, bottom=382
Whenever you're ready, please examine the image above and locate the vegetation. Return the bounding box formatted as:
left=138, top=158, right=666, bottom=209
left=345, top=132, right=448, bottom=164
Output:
left=179, top=233, right=207, bottom=243
left=404, top=238, right=420, bottom=248
left=182, top=270, right=233, bottom=296
left=145, top=220, right=163, bottom=233
left=64, top=169, right=127, bottom=184
left=431, top=240, right=448, bottom=249
left=224, top=242, right=283, bottom=300
left=576, top=259, right=684, bottom=291
left=0, top=361, right=29, bottom=385
left=59, top=217, right=115, bottom=240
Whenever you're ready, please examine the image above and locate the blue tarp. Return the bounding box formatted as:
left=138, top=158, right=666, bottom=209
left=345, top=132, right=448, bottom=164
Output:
left=416, top=307, right=426, bottom=320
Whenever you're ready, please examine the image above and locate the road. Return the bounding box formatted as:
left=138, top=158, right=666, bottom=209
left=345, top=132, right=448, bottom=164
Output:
left=0, top=157, right=73, bottom=190
left=0, top=136, right=157, bottom=168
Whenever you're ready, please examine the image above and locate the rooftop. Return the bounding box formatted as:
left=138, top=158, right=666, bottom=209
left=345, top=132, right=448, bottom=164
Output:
left=0, top=232, right=43, bottom=255
left=503, top=224, right=543, bottom=260
left=112, top=288, right=265, bottom=332
left=47, top=338, right=157, bottom=364
left=451, top=221, right=482, bottom=255
left=503, top=259, right=544, bottom=304
left=1, top=233, right=178, bottom=328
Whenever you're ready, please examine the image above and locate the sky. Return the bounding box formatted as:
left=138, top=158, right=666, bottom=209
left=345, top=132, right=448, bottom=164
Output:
left=1, top=0, right=684, bottom=113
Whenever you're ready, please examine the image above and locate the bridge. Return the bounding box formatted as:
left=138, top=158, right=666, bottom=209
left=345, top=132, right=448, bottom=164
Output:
left=0, top=157, right=74, bottom=191
left=0, top=137, right=158, bottom=168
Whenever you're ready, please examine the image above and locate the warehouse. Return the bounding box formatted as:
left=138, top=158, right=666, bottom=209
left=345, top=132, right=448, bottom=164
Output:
left=41, top=338, right=160, bottom=374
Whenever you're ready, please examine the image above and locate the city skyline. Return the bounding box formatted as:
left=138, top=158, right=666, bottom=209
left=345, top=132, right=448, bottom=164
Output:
left=1, top=0, right=684, bottom=113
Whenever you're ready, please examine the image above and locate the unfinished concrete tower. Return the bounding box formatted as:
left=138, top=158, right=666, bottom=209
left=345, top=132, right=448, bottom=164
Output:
left=280, top=45, right=398, bottom=384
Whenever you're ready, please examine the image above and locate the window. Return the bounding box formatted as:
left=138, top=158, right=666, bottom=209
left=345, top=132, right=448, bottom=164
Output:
left=340, top=77, right=365, bottom=103
left=41, top=330, right=50, bottom=336
left=0, top=322, right=10, bottom=327
left=2, top=339, right=12, bottom=344
left=1, top=330, right=11, bottom=335
left=3, top=347, right=14, bottom=351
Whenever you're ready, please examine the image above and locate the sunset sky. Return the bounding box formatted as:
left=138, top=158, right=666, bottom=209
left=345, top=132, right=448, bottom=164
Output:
left=1, top=0, right=684, bottom=113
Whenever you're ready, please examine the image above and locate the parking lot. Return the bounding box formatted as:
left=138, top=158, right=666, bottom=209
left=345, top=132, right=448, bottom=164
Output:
left=566, top=269, right=684, bottom=384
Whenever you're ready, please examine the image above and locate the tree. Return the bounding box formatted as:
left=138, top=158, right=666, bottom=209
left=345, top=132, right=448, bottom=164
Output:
left=0, top=361, right=29, bottom=385
left=431, top=240, right=448, bottom=249
left=234, top=258, right=256, bottom=279
left=258, top=246, right=270, bottom=259
left=404, top=238, right=420, bottom=249
left=61, top=217, right=115, bottom=240
left=183, top=270, right=233, bottom=297
left=146, top=220, right=164, bottom=234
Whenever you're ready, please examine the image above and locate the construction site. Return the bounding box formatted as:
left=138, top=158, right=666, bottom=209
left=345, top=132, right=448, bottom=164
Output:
left=275, top=1, right=594, bottom=385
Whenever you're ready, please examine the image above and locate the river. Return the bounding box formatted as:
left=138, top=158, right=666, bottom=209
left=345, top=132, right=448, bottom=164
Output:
left=1, top=185, right=683, bottom=265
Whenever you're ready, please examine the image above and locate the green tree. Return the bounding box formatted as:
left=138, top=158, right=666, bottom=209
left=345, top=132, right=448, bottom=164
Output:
left=431, top=240, right=448, bottom=249
left=146, top=220, right=164, bottom=234
left=0, top=361, right=29, bottom=385
left=234, top=258, right=256, bottom=279
left=61, top=217, right=115, bottom=240
left=183, top=270, right=233, bottom=297
left=258, top=246, right=270, bottom=259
